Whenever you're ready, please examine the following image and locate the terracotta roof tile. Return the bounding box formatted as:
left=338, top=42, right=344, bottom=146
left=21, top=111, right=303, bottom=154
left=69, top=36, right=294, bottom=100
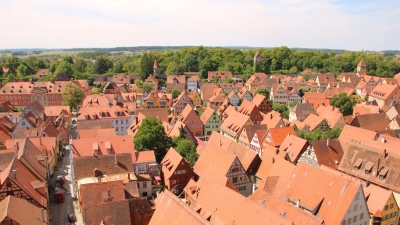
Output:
left=192, top=176, right=292, bottom=225
left=226, top=141, right=259, bottom=171
left=77, top=120, right=113, bottom=130
left=302, top=113, right=325, bottom=131
left=310, top=139, right=343, bottom=169
left=351, top=113, right=390, bottom=131
left=338, top=125, right=377, bottom=150
left=206, top=131, right=232, bottom=150
left=220, top=111, right=252, bottom=138
left=0, top=196, right=48, bottom=225
left=72, top=135, right=136, bottom=162
left=73, top=153, right=134, bottom=180
left=135, top=150, right=156, bottom=163
left=80, top=180, right=126, bottom=206
left=83, top=200, right=131, bottom=225
left=150, top=190, right=211, bottom=225
left=272, top=163, right=364, bottom=225
left=278, top=134, right=308, bottom=162
left=78, top=128, right=116, bottom=139
left=266, top=127, right=296, bottom=147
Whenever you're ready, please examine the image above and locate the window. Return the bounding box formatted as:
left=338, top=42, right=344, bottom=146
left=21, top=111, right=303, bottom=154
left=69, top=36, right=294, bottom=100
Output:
left=232, top=177, right=237, bottom=183
left=22, top=121, right=25, bottom=125
left=359, top=213, right=363, bottom=220
left=390, top=203, right=394, bottom=209
left=7, top=191, right=13, bottom=196
left=354, top=204, right=358, bottom=212
left=353, top=216, right=356, bottom=223
left=137, top=183, right=140, bottom=188
left=177, top=170, right=182, bottom=174
left=143, top=182, right=147, bottom=188
left=172, top=180, right=176, bottom=184
left=238, top=186, right=246, bottom=191
left=347, top=218, right=351, bottom=224
left=182, top=170, right=186, bottom=174
left=385, top=205, right=388, bottom=210
left=356, top=193, right=360, bottom=200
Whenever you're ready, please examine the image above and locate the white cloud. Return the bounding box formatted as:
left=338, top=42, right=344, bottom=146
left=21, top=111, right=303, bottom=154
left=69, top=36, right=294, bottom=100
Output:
left=0, top=0, right=399, bottom=50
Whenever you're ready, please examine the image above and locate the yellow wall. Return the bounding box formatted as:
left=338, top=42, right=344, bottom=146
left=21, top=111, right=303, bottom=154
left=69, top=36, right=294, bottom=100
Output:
left=371, top=193, right=399, bottom=225
left=192, top=93, right=202, bottom=106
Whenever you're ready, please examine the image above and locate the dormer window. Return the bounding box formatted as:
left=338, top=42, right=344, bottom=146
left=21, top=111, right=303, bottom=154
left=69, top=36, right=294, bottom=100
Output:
left=365, top=161, right=373, bottom=174
left=354, top=158, right=362, bottom=171
left=379, top=167, right=389, bottom=180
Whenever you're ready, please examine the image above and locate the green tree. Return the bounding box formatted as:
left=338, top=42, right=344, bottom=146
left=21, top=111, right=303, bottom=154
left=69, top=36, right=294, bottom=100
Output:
left=183, top=53, right=198, bottom=72
left=17, top=64, right=29, bottom=76
left=273, top=103, right=289, bottom=119
left=142, top=84, right=152, bottom=92
left=73, top=57, right=87, bottom=73
left=330, top=93, right=356, bottom=116
left=94, top=55, right=113, bottom=74
left=135, top=79, right=143, bottom=87
left=140, top=53, right=154, bottom=80
left=55, top=61, right=74, bottom=78
left=289, top=100, right=298, bottom=108
left=254, top=88, right=270, bottom=98
left=123, top=61, right=138, bottom=74
left=5, top=56, right=20, bottom=74
left=175, top=139, right=198, bottom=167
left=113, top=61, right=124, bottom=73
left=62, top=81, right=84, bottom=111
left=296, top=127, right=342, bottom=142
left=7, top=73, right=16, bottom=82
left=171, top=88, right=181, bottom=99
left=134, top=116, right=172, bottom=163
left=62, top=56, right=74, bottom=64
left=166, top=61, right=180, bottom=75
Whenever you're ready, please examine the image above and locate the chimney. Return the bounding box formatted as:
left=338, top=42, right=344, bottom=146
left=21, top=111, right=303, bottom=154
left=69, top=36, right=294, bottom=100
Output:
left=14, top=141, right=19, bottom=157
left=296, top=199, right=300, bottom=208
left=384, top=149, right=388, bottom=158
left=288, top=132, right=291, bottom=136
left=12, top=169, right=16, bottom=179
left=376, top=157, right=380, bottom=177
left=219, top=140, right=222, bottom=146
left=381, top=138, right=386, bottom=143
left=270, top=114, right=273, bottom=119
left=114, top=155, right=117, bottom=165
left=40, top=208, right=46, bottom=223
left=272, top=157, right=275, bottom=164
left=326, top=138, right=330, bottom=147
left=275, top=148, right=279, bottom=155
left=128, top=173, right=131, bottom=181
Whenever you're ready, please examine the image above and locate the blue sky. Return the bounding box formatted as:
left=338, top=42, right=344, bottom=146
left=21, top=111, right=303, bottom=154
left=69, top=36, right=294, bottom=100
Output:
left=0, top=0, right=399, bottom=50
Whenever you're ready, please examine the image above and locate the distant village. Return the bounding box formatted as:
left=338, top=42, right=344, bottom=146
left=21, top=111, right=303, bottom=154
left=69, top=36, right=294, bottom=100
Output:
left=0, top=53, right=400, bottom=225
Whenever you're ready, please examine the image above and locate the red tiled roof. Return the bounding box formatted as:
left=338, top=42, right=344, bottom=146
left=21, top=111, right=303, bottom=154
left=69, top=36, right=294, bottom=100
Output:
left=72, top=135, right=136, bottom=162
left=0, top=196, right=48, bottom=225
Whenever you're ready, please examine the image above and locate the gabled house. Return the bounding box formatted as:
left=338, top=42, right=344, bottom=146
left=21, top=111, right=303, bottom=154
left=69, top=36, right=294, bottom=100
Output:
left=261, top=111, right=285, bottom=128
left=315, top=74, right=335, bottom=91
left=289, top=103, right=317, bottom=122
left=173, top=91, right=193, bottom=116
left=270, top=84, right=288, bottom=105
left=350, top=113, right=389, bottom=132
left=385, top=104, right=400, bottom=121
left=261, top=126, right=296, bottom=149
left=251, top=94, right=272, bottom=114
left=193, top=142, right=253, bottom=196
left=144, top=75, right=159, bottom=92
left=166, top=75, right=186, bottom=92
left=237, top=124, right=267, bottom=149
left=178, top=104, right=203, bottom=137
left=249, top=129, right=268, bottom=157
left=226, top=140, right=262, bottom=178
left=363, top=184, right=399, bottom=225
left=207, top=71, right=232, bottom=82
left=369, top=83, right=400, bottom=108
left=287, top=89, right=302, bottom=105
left=316, top=105, right=346, bottom=129
left=200, top=106, right=222, bottom=136
left=166, top=120, right=196, bottom=144
left=269, top=163, right=370, bottom=225
left=245, top=73, right=262, bottom=93
left=160, top=148, right=196, bottom=195
left=302, top=113, right=329, bottom=131
left=112, top=74, right=133, bottom=84
left=207, top=93, right=226, bottom=110
left=237, top=99, right=263, bottom=124
left=294, top=76, right=307, bottom=88
left=277, top=134, right=308, bottom=163
left=187, top=76, right=201, bottom=92
left=0, top=158, right=47, bottom=209
left=237, top=87, right=253, bottom=102
left=227, top=91, right=240, bottom=106
left=190, top=90, right=202, bottom=106
left=220, top=111, right=253, bottom=141
left=389, top=117, right=400, bottom=130
left=0, top=195, right=48, bottom=225
left=297, top=139, right=343, bottom=169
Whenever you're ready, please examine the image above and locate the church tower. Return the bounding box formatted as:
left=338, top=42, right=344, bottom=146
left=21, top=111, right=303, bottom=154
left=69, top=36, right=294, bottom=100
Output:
left=153, top=60, right=160, bottom=77
left=254, top=52, right=262, bottom=72
left=357, top=58, right=367, bottom=76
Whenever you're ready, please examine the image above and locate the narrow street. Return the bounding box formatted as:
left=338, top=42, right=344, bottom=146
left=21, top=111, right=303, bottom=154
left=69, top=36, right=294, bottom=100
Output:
left=49, top=119, right=83, bottom=225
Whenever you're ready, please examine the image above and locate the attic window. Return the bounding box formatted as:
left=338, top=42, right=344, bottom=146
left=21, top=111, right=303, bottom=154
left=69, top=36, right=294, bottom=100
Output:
left=354, top=158, right=363, bottom=171
left=365, top=161, right=374, bottom=174
left=379, top=167, right=389, bottom=180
